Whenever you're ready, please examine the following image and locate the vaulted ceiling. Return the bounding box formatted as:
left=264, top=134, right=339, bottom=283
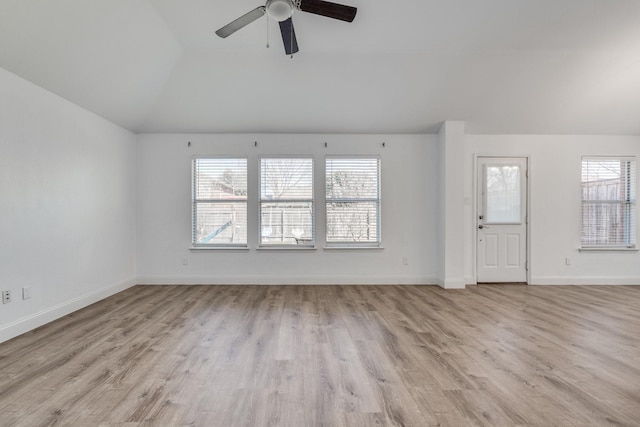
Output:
left=1, top=0, right=639, bottom=134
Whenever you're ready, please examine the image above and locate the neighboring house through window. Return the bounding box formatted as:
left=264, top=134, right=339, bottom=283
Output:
left=192, top=157, right=248, bottom=247
left=325, top=156, right=381, bottom=247
left=581, top=157, right=636, bottom=249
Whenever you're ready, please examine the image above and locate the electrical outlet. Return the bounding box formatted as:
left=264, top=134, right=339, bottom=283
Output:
left=2, top=290, right=11, bottom=304
left=23, top=286, right=31, bottom=300
left=403, top=257, right=409, bottom=266
left=565, top=257, right=571, bottom=266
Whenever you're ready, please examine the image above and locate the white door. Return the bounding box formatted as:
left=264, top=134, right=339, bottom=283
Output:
left=477, top=157, right=528, bottom=283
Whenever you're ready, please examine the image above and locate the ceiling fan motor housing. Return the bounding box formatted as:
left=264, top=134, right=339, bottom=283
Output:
left=266, top=0, right=294, bottom=21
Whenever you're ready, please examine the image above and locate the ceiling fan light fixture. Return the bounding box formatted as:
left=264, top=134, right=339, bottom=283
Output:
left=266, top=0, right=293, bottom=21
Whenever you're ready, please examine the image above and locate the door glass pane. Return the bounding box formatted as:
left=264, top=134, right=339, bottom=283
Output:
left=485, top=165, right=521, bottom=223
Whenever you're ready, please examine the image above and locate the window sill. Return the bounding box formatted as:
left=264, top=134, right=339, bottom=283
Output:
left=257, top=246, right=316, bottom=251
left=190, top=246, right=249, bottom=251
left=324, top=246, right=384, bottom=251
left=578, top=247, right=638, bottom=253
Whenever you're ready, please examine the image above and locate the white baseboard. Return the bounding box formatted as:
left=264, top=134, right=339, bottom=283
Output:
left=136, top=275, right=438, bottom=286
left=530, top=276, right=640, bottom=285
left=0, top=276, right=136, bottom=344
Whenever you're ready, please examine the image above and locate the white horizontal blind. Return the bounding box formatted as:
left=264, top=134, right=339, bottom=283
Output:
left=193, top=158, right=248, bottom=246
left=326, top=157, right=381, bottom=245
left=260, top=158, right=314, bottom=245
left=581, top=157, right=636, bottom=248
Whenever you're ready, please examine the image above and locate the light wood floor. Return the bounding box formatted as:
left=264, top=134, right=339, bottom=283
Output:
left=1, top=285, right=640, bottom=426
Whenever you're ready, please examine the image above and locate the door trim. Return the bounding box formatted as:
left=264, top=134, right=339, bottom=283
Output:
left=473, top=155, right=531, bottom=284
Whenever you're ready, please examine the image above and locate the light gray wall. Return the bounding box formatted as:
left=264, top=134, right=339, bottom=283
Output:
left=0, top=67, right=137, bottom=342
left=136, top=134, right=440, bottom=284
left=465, top=134, right=640, bottom=285
left=3, top=62, right=640, bottom=344
left=437, top=121, right=466, bottom=288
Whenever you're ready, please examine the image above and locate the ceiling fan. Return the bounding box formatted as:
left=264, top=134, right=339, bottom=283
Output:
left=215, top=0, right=357, bottom=55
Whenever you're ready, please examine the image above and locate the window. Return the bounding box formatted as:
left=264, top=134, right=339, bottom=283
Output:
left=260, top=157, right=314, bottom=246
left=484, top=164, right=522, bottom=224
left=192, top=158, right=247, bottom=247
left=581, top=157, right=636, bottom=248
left=326, top=157, right=381, bottom=247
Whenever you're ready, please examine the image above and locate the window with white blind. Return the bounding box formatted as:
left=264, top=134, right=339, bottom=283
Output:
left=260, top=157, right=314, bottom=246
left=192, top=158, right=248, bottom=247
left=326, top=157, right=381, bottom=247
left=581, top=157, right=636, bottom=249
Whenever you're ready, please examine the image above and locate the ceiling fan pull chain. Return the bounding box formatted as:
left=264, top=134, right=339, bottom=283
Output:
left=266, top=16, right=270, bottom=48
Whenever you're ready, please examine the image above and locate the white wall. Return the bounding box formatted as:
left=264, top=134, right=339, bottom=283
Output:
left=136, top=134, right=439, bottom=285
left=3, top=60, right=638, bottom=345
left=436, top=122, right=466, bottom=288
left=0, top=67, right=137, bottom=342
left=465, top=134, right=640, bottom=285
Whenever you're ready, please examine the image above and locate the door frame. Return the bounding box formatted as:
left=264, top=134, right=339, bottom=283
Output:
left=473, top=154, right=531, bottom=284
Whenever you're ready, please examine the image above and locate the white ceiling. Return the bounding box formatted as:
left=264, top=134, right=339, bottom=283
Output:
left=1, top=0, right=639, bottom=134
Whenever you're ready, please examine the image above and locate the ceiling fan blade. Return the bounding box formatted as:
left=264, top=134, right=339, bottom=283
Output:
left=298, top=0, right=357, bottom=22
left=215, top=6, right=266, bottom=38
left=279, top=17, right=299, bottom=55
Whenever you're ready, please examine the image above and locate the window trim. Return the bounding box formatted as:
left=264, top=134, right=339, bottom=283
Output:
left=325, top=155, right=382, bottom=248
left=258, top=155, right=315, bottom=249
left=192, top=156, right=249, bottom=249
left=580, top=156, right=637, bottom=251
left=578, top=247, right=638, bottom=253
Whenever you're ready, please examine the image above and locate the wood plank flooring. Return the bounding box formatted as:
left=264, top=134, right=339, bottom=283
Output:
left=1, top=285, right=640, bottom=426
